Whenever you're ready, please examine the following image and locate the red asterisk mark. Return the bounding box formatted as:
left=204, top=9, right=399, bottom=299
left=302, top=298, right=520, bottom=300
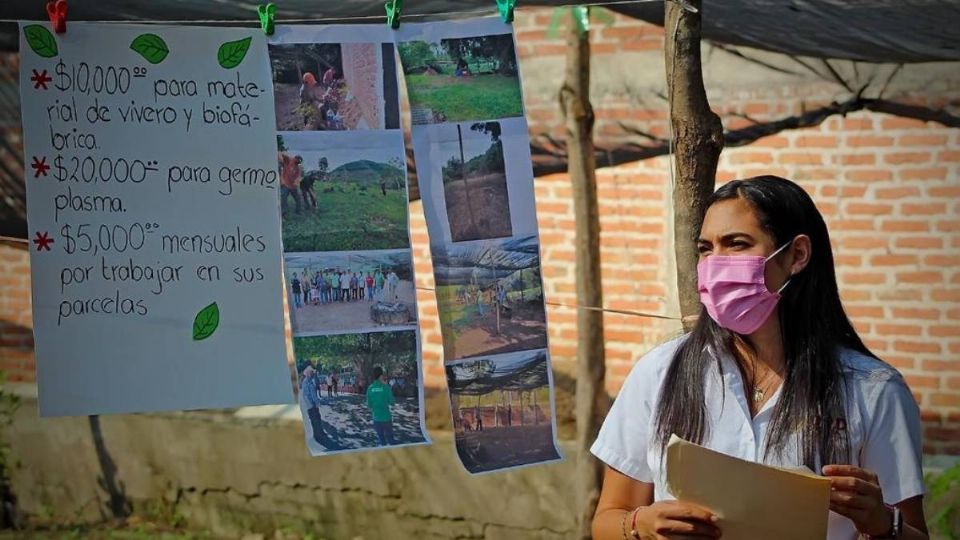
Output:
left=31, top=156, right=49, bottom=178
left=30, top=69, right=51, bottom=90
left=33, top=231, right=54, bottom=251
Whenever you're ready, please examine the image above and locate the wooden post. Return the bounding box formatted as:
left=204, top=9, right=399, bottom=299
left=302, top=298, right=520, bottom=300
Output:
left=665, top=0, right=724, bottom=330
left=559, top=8, right=609, bottom=539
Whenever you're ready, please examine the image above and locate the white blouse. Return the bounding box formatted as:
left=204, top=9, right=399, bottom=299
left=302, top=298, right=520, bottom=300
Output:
left=591, top=335, right=925, bottom=540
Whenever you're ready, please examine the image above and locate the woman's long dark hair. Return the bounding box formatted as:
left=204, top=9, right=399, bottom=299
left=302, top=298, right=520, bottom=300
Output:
left=654, top=175, right=875, bottom=469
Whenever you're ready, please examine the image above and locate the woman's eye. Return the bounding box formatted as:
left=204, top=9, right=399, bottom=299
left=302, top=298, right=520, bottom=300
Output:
left=697, top=245, right=711, bottom=254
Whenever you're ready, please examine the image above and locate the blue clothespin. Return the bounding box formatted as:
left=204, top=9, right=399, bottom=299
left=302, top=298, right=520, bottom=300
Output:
left=257, top=3, right=276, bottom=36
left=385, top=0, right=402, bottom=29
left=496, top=0, right=516, bottom=24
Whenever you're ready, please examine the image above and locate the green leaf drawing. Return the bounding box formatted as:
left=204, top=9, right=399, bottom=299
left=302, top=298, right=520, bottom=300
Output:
left=23, top=24, right=58, bottom=58
left=217, top=37, right=252, bottom=69
left=192, top=302, right=220, bottom=341
left=130, top=33, right=169, bottom=64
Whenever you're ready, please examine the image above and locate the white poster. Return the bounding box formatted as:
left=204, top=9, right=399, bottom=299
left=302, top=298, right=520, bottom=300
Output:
left=19, top=22, right=293, bottom=416
left=268, top=24, right=430, bottom=456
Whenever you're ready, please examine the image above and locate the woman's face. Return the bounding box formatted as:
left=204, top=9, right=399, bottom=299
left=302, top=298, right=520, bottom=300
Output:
left=698, top=197, right=800, bottom=293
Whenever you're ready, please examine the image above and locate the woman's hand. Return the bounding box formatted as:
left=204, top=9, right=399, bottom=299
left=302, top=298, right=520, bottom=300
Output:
left=632, top=500, right=722, bottom=539
left=822, top=464, right=892, bottom=536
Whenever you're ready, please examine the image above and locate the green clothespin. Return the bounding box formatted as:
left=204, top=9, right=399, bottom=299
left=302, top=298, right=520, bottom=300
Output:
left=385, top=0, right=403, bottom=29
left=572, top=6, right=590, bottom=34
left=257, top=3, right=276, bottom=36
left=496, top=0, right=516, bottom=23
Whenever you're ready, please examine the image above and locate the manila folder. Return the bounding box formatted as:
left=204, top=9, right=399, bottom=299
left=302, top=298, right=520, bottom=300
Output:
left=666, top=434, right=831, bottom=540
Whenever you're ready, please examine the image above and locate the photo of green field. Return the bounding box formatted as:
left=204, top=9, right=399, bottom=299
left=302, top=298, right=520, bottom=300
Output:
left=398, top=34, right=522, bottom=124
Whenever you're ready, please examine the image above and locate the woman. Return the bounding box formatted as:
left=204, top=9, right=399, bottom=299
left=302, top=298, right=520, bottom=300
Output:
left=591, top=176, right=927, bottom=540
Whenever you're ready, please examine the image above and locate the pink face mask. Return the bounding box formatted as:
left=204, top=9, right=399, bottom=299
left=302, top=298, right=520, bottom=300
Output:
left=697, top=241, right=792, bottom=335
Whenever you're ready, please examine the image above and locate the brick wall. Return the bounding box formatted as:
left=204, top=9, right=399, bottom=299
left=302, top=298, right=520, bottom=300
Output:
left=0, top=240, right=34, bottom=383
left=341, top=42, right=382, bottom=129
left=415, top=9, right=960, bottom=454
left=1, top=9, right=958, bottom=454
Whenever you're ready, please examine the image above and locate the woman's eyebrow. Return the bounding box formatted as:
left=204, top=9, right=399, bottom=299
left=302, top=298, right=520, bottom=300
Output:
left=720, top=232, right=755, bottom=242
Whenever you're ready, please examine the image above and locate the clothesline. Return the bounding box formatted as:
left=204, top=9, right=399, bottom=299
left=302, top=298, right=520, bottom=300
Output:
left=0, top=0, right=664, bottom=25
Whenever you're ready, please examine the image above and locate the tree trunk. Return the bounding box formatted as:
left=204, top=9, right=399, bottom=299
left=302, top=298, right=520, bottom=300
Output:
left=560, top=9, right=609, bottom=539
left=665, top=0, right=724, bottom=331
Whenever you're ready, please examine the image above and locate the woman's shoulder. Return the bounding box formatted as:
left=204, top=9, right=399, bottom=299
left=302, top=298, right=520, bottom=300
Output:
left=837, top=346, right=911, bottom=403
left=838, top=347, right=902, bottom=382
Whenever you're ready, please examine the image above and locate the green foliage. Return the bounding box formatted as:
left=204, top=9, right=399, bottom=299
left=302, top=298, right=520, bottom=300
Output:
left=293, top=331, right=418, bottom=384
left=441, top=140, right=504, bottom=185
left=281, top=183, right=409, bottom=251
left=397, top=41, right=437, bottom=71
left=440, top=34, right=517, bottom=75
left=927, top=463, right=960, bottom=539
left=404, top=74, right=523, bottom=123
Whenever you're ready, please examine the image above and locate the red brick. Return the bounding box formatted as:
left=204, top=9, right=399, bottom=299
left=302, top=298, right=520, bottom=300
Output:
left=938, top=150, right=960, bottom=161
left=846, top=202, right=892, bottom=216
left=892, top=308, right=940, bottom=320
left=847, top=135, right=894, bottom=147
left=900, top=167, right=948, bottom=181
left=926, top=255, right=960, bottom=267
left=795, top=135, right=838, bottom=148
left=875, top=186, right=920, bottom=199
left=821, top=185, right=867, bottom=197
left=845, top=305, right=885, bottom=318
left=897, top=271, right=943, bottom=284
left=779, top=152, right=823, bottom=165
left=884, top=152, right=932, bottom=165
left=728, top=152, right=774, bottom=165
left=898, top=134, right=948, bottom=146
left=753, top=135, right=790, bottom=148
left=881, top=117, right=929, bottom=129
left=932, top=393, right=960, bottom=407
left=905, top=375, right=941, bottom=389
left=895, top=237, right=943, bottom=249
left=928, top=186, right=960, bottom=198
left=835, top=154, right=876, bottom=166
left=869, top=254, right=918, bottom=266
left=878, top=323, right=923, bottom=336
left=846, top=170, right=893, bottom=182
left=839, top=236, right=888, bottom=250
left=930, top=325, right=960, bottom=338
left=880, top=220, right=931, bottom=233
left=894, top=340, right=941, bottom=354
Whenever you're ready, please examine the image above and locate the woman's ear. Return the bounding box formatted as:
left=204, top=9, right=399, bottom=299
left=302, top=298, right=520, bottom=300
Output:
left=790, top=234, right=812, bottom=274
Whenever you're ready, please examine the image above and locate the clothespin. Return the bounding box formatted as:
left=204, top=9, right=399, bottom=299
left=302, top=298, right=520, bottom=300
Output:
left=257, top=3, right=276, bottom=36
left=496, top=0, right=516, bottom=23
left=385, top=0, right=402, bottom=29
left=46, top=0, right=67, bottom=34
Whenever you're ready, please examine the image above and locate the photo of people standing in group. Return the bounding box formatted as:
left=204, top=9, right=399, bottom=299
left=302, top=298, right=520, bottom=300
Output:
left=285, top=250, right=417, bottom=335
left=270, top=42, right=400, bottom=131
left=446, top=350, right=561, bottom=474
left=277, top=131, right=410, bottom=252
left=433, top=235, right=548, bottom=360
left=294, top=330, right=428, bottom=455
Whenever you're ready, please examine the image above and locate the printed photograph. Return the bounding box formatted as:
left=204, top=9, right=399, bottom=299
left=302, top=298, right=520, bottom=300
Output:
left=446, top=350, right=561, bottom=474
left=435, top=121, right=512, bottom=242
left=270, top=42, right=401, bottom=131
left=398, top=33, right=522, bottom=124
left=433, top=235, right=547, bottom=360
left=413, top=117, right=539, bottom=245
left=285, top=250, right=417, bottom=335
left=294, top=330, right=427, bottom=455
left=277, top=131, right=410, bottom=252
